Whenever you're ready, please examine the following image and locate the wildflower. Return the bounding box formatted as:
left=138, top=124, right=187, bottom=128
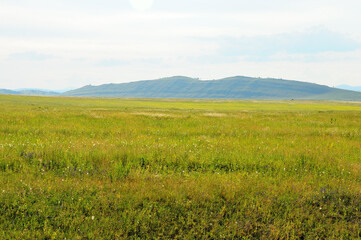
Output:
left=91, top=216, right=95, bottom=220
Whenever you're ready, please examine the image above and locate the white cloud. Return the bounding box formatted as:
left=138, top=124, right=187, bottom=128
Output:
left=6, top=52, right=59, bottom=61
left=0, top=0, right=361, bottom=89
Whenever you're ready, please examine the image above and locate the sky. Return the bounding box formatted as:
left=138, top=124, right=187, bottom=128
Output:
left=1, top=0, right=361, bottom=90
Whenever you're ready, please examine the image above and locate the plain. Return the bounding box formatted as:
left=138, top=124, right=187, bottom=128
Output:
left=0, top=95, right=361, bottom=239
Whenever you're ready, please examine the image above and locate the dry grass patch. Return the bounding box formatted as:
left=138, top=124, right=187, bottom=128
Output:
left=132, top=112, right=178, bottom=118
left=203, top=112, right=227, bottom=117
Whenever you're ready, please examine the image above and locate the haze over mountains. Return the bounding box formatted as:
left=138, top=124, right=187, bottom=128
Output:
left=336, top=85, right=361, bottom=92
left=0, top=89, right=59, bottom=96
left=1, top=76, right=361, bottom=101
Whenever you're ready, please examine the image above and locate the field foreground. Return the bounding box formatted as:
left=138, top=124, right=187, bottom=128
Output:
left=1, top=95, right=361, bottom=239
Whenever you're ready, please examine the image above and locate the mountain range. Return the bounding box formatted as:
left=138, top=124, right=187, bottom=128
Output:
left=0, top=89, right=59, bottom=96
left=1, top=76, right=361, bottom=101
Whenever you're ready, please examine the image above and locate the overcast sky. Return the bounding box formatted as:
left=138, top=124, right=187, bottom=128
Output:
left=1, top=0, right=361, bottom=90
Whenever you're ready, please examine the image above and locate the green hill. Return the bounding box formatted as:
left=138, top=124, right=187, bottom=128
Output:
left=62, top=76, right=361, bottom=101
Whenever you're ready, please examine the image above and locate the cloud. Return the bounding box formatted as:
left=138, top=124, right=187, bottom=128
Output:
left=264, top=50, right=361, bottom=63
left=95, top=58, right=163, bottom=67
left=216, top=27, right=361, bottom=61
left=6, top=51, right=58, bottom=61
left=96, top=59, right=131, bottom=67
left=186, top=55, right=240, bottom=65
left=1, top=1, right=361, bottom=88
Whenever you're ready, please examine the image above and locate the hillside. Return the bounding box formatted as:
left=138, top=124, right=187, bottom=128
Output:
left=63, top=76, right=361, bottom=101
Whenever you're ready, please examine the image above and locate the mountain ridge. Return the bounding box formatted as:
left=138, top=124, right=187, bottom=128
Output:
left=1, top=76, right=361, bottom=101
left=0, top=89, right=59, bottom=96
left=61, top=76, right=361, bottom=101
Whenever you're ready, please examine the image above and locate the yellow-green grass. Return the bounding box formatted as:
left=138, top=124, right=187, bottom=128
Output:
left=0, top=95, right=361, bottom=239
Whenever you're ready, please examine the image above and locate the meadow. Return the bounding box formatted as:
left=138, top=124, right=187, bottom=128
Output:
left=0, top=95, right=361, bottom=239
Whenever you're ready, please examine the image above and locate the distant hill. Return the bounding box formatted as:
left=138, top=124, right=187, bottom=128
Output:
left=336, top=85, right=361, bottom=92
left=0, top=89, right=59, bottom=96
left=0, top=89, right=19, bottom=95
left=2, top=76, right=361, bottom=101
left=62, top=76, right=361, bottom=101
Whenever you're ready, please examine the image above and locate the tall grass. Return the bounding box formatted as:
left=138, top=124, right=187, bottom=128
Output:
left=0, top=95, right=361, bottom=239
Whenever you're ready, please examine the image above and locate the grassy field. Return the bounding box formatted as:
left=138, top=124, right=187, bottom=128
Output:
left=1, top=95, right=361, bottom=239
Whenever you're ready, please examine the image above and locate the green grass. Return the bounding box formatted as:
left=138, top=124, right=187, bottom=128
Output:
left=1, top=95, right=361, bottom=239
